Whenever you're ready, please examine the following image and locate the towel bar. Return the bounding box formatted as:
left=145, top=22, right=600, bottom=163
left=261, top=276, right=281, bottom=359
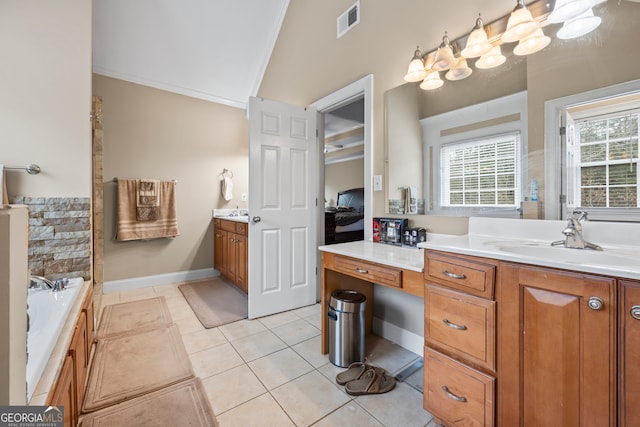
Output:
left=109, top=177, right=178, bottom=184
left=4, top=164, right=41, bottom=175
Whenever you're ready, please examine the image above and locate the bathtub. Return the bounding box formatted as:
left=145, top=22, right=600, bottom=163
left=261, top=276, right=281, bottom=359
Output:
left=26, top=277, right=84, bottom=401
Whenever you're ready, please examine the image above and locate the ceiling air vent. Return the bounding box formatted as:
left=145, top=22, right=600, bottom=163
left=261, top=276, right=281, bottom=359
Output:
left=337, top=1, right=360, bottom=39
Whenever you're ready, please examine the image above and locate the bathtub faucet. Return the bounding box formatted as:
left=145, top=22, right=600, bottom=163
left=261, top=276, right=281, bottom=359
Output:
left=29, top=275, right=55, bottom=290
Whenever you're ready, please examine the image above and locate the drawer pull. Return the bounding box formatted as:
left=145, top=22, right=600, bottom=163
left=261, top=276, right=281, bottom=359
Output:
left=442, top=270, right=466, bottom=280
left=442, top=318, right=467, bottom=331
left=442, top=385, right=467, bottom=403
left=631, top=305, right=640, bottom=320
left=355, top=268, right=369, bottom=274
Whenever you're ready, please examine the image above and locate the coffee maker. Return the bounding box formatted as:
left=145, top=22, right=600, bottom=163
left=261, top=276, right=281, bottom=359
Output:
left=373, top=218, right=408, bottom=246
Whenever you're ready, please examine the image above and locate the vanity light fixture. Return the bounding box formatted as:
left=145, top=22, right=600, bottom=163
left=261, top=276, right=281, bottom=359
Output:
left=420, top=69, right=444, bottom=90
left=461, top=15, right=493, bottom=59
left=432, top=32, right=455, bottom=71
left=475, top=45, right=506, bottom=69
left=403, top=46, right=428, bottom=82
left=513, top=28, right=551, bottom=55
left=556, top=8, right=602, bottom=39
left=502, top=0, right=540, bottom=43
left=547, top=0, right=594, bottom=24
left=445, top=57, right=473, bottom=81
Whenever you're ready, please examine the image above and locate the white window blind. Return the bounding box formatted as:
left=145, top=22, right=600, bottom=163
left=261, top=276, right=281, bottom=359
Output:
left=441, top=132, right=522, bottom=208
left=571, top=112, right=639, bottom=209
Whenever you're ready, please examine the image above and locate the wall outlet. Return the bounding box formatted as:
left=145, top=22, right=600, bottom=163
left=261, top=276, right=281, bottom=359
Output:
left=373, top=175, right=383, bottom=191
left=241, top=193, right=247, bottom=201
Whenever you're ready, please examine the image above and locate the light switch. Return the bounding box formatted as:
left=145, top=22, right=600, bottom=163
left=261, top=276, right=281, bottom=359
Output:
left=373, top=175, right=383, bottom=191
left=241, top=193, right=247, bottom=201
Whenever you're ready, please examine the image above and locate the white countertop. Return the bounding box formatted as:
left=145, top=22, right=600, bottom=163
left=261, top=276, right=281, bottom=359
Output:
left=418, top=217, right=640, bottom=280
left=318, top=241, right=424, bottom=272
left=213, top=209, right=249, bottom=223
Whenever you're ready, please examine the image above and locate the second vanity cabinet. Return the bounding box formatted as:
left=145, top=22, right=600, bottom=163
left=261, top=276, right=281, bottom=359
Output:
left=423, top=249, right=628, bottom=427
left=213, top=218, right=248, bottom=293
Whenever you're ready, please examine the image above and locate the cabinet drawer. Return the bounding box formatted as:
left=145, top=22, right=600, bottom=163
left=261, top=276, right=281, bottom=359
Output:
left=425, top=251, right=496, bottom=299
left=425, top=285, right=495, bottom=372
left=219, top=219, right=236, bottom=232
left=234, top=222, right=247, bottom=235
left=424, top=347, right=495, bottom=427
left=333, top=255, right=402, bottom=288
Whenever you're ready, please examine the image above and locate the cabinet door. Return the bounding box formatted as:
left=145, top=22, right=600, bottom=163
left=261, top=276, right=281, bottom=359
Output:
left=227, top=232, right=238, bottom=282
left=47, top=355, right=76, bottom=427
left=69, top=311, right=87, bottom=418
left=235, top=233, right=248, bottom=293
left=498, top=264, right=616, bottom=427
left=214, top=229, right=228, bottom=275
left=620, top=280, right=640, bottom=427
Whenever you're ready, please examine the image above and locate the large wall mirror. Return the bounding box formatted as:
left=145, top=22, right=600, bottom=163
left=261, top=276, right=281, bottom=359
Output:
left=384, top=0, right=640, bottom=221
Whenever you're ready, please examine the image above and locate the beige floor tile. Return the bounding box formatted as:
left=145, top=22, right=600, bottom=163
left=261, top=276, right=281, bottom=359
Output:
left=257, top=310, right=300, bottom=329
left=219, top=318, right=267, bottom=341
left=117, top=286, right=157, bottom=302
left=201, top=364, right=267, bottom=415
left=99, top=292, right=120, bottom=307
left=174, top=312, right=205, bottom=335
left=303, top=313, right=322, bottom=329
left=365, top=335, right=421, bottom=376
left=216, top=393, right=295, bottom=427
left=271, top=318, right=320, bottom=346
left=313, top=402, right=384, bottom=427
left=355, top=382, right=433, bottom=427
left=271, top=370, right=352, bottom=426
left=181, top=327, right=228, bottom=354
left=230, top=330, right=287, bottom=362
left=317, top=363, right=353, bottom=394
left=291, top=302, right=322, bottom=318
left=152, top=283, right=183, bottom=298
left=190, top=342, right=244, bottom=379
left=164, top=295, right=194, bottom=321
left=292, top=335, right=330, bottom=368
left=248, top=348, right=314, bottom=390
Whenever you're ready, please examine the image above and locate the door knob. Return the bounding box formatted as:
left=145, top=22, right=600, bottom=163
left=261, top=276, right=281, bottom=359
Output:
left=252, top=216, right=261, bottom=223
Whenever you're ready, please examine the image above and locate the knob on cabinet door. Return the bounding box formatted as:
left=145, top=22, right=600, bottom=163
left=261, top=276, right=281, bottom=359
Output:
left=631, top=305, right=640, bottom=320
left=587, top=296, right=604, bottom=311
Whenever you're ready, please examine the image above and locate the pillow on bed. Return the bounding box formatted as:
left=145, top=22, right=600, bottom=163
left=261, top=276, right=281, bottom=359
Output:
left=337, top=206, right=355, bottom=212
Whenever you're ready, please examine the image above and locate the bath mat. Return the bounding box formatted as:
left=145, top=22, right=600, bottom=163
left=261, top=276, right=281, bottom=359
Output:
left=178, top=278, right=247, bottom=328
left=83, top=324, right=194, bottom=413
left=96, top=296, right=173, bottom=340
left=79, top=378, right=218, bottom=427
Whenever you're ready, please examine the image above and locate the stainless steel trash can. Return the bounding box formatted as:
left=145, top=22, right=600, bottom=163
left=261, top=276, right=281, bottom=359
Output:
left=328, top=290, right=366, bottom=367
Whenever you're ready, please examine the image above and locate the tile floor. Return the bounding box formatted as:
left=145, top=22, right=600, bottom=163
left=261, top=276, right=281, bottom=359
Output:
left=99, top=282, right=436, bottom=427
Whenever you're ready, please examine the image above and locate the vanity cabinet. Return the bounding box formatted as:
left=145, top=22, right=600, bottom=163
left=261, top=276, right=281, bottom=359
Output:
left=498, top=263, right=616, bottom=427
left=47, top=289, right=95, bottom=427
left=423, top=252, right=497, bottom=427
left=619, top=279, right=640, bottom=426
left=213, top=218, right=248, bottom=293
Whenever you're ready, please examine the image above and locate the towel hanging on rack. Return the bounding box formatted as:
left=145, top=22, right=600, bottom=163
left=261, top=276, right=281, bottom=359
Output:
left=221, top=176, right=233, bottom=201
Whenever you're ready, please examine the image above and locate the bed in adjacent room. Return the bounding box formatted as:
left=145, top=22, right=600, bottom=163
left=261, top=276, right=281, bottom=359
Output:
left=324, top=187, right=365, bottom=244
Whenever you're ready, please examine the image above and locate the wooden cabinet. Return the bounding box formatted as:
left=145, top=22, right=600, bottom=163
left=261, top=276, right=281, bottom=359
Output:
left=498, top=263, right=616, bottom=427
left=423, top=251, right=497, bottom=426
left=48, top=355, right=76, bottom=427
left=47, top=288, right=95, bottom=427
left=619, top=279, right=640, bottom=427
left=213, top=218, right=248, bottom=293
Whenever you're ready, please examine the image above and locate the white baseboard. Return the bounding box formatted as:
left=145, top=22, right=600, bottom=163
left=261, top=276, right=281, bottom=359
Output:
left=372, top=316, right=423, bottom=357
left=104, top=268, right=219, bottom=293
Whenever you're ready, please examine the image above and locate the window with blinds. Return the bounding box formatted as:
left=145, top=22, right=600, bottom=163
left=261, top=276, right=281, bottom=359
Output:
left=570, top=112, right=639, bottom=209
left=440, top=132, right=522, bottom=207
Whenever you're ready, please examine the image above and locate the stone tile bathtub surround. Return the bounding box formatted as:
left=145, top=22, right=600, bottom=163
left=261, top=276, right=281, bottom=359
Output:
left=12, top=196, right=91, bottom=280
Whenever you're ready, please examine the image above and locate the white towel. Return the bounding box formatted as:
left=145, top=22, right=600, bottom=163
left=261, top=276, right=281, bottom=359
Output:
left=0, top=165, right=8, bottom=205
left=404, top=186, right=418, bottom=214
left=222, top=176, right=233, bottom=201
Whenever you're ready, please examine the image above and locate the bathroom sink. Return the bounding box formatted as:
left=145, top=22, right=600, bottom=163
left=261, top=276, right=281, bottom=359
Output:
left=496, top=244, right=637, bottom=267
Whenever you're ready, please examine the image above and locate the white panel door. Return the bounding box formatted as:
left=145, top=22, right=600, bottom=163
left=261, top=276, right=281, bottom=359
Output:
left=248, top=97, right=318, bottom=319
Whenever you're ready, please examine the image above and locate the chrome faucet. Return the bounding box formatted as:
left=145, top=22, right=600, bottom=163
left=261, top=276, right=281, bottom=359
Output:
left=551, top=210, right=602, bottom=250
left=29, top=275, right=55, bottom=290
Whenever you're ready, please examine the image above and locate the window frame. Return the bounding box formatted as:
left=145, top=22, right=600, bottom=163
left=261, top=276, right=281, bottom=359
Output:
left=422, top=91, right=528, bottom=218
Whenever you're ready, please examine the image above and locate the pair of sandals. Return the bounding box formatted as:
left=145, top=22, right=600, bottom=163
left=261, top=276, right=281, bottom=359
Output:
left=335, top=362, right=396, bottom=396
